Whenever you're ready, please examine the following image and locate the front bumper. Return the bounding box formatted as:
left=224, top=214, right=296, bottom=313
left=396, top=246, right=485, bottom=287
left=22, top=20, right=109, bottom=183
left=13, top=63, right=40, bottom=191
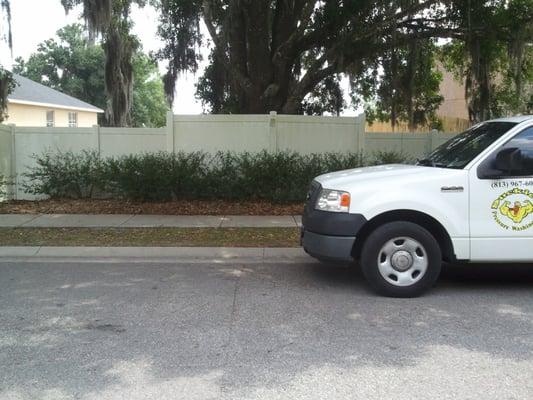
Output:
left=301, top=181, right=367, bottom=261
left=301, top=229, right=356, bottom=261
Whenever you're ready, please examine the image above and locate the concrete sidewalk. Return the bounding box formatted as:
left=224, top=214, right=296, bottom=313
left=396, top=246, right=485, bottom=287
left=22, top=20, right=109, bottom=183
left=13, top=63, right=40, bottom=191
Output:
left=0, top=214, right=302, bottom=228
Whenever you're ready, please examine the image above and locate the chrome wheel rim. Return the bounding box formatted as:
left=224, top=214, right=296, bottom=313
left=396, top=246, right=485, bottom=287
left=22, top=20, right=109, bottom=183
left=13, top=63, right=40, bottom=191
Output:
left=377, top=237, right=428, bottom=287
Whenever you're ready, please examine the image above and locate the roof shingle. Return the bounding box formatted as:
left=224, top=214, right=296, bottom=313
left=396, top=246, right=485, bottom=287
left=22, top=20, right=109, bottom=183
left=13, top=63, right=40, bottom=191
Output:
left=8, top=74, right=104, bottom=113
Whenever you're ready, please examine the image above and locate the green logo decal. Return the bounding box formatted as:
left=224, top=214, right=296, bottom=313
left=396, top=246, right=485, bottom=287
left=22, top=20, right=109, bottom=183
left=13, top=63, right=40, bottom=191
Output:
left=491, top=188, right=533, bottom=231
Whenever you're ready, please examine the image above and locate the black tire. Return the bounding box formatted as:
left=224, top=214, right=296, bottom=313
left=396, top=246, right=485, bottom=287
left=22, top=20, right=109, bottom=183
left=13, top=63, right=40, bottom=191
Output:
left=360, top=221, right=442, bottom=297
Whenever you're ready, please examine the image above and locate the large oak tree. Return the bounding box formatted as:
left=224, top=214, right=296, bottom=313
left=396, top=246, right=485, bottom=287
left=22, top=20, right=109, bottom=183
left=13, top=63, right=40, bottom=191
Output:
left=154, top=0, right=532, bottom=122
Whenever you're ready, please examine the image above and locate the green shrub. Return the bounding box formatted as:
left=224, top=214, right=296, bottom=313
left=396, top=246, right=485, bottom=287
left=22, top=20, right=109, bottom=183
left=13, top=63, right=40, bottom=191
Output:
left=23, top=150, right=104, bottom=198
left=104, top=152, right=173, bottom=201
left=0, top=174, right=11, bottom=199
left=23, top=150, right=410, bottom=203
left=369, top=150, right=413, bottom=165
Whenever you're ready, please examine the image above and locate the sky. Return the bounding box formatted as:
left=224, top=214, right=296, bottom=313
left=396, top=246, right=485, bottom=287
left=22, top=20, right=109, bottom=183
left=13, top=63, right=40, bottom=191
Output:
left=0, top=0, right=358, bottom=116
left=0, top=0, right=207, bottom=114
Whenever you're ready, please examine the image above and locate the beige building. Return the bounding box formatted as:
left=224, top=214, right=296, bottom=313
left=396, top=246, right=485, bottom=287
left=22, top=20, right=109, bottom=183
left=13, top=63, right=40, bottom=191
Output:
left=436, top=63, right=469, bottom=120
left=366, top=64, right=471, bottom=133
left=5, top=74, right=103, bottom=127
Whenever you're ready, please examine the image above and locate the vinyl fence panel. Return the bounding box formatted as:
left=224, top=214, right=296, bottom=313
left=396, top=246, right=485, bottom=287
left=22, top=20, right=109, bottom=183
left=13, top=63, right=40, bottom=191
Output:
left=99, top=127, right=166, bottom=157
left=172, top=114, right=272, bottom=153
left=1, top=113, right=460, bottom=200
left=14, top=127, right=97, bottom=199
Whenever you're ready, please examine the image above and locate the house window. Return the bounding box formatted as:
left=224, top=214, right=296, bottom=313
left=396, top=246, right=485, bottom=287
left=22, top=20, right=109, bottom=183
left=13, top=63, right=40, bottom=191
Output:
left=46, top=111, right=55, bottom=127
left=68, top=112, right=78, bottom=127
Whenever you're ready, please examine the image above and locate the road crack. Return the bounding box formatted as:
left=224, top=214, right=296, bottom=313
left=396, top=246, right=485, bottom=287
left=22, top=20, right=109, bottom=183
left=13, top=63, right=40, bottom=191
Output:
left=223, top=266, right=242, bottom=355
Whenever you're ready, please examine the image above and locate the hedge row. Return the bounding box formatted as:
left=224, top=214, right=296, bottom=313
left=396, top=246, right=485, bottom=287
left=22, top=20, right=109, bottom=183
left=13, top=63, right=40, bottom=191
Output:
left=0, top=174, right=9, bottom=197
left=23, top=150, right=411, bottom=203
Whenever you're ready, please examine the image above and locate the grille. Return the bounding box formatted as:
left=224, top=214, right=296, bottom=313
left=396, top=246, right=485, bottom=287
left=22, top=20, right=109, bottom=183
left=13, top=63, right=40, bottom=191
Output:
left=304, top=181, right=321, bottom=213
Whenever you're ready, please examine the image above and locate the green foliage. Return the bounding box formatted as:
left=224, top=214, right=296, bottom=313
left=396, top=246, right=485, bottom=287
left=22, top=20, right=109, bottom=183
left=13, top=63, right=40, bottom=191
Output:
left=61, top=1, right=148, bottom=127
left=23, top=150, right=409, bottom=203
left=0, top=0, right=15, bottom=122
left=195, top=51, right=240, bottom=114
left=353, top=39, right=444, bottom=129
left=369, top=150, right=413, bottom=165
left=104, top=152, right=171, bottom=201
left=0, top=0, right=13, bottom=124
left=0, top=173, right=11, bottom=199
left=103, top=151, right=207, bottom=201
left=0, top=66, right=16, bottom=123
left=22, top=150, right=104, bottom=199
left=130, top=55, right=168, bottom=127
left=13, top=24, right=107, bottom=112
left=301, top=75, right=346, bottom=116
left=13, top=24, right=168, bottom=127
left=441, top=39, right=533, bottom=120
left=438, top=0, right=533, bottom=122
left=154, top=0, right=530, bottom=119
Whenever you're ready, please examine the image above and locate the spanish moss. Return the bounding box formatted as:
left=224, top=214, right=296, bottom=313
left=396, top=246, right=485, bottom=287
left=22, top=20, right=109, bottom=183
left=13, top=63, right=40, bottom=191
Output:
left=63, top=0, right=143, bottom=126
left=1, top=0, right=12, bottom=52
left=61, top=0, right=112, bottom=40
left=103, top=20, right=137, bottom=126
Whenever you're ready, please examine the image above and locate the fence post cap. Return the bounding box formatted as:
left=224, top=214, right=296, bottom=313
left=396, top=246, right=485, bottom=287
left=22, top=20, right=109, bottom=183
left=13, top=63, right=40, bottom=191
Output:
left=269, top=111, right=277, bottom=116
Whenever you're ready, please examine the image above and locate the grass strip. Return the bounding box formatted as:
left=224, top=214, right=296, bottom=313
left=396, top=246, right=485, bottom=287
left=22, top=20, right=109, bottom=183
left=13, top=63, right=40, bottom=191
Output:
left=0, top=227, right=300, bottom=247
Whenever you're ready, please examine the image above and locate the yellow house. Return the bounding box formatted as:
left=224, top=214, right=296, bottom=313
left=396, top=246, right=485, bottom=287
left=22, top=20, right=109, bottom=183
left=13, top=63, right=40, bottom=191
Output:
left=5, top=74, right=104, bottom=127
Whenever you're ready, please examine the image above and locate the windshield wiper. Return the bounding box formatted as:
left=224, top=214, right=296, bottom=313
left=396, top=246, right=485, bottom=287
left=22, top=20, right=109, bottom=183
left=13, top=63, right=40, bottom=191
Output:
left=417, top=158, right=435, bottom=166
left=416, top=158, right=448, bottom=168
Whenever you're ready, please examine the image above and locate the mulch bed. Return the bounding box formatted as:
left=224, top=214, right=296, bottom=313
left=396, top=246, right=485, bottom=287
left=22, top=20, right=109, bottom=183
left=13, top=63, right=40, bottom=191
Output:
left=0, top=199, right=304, bottom=215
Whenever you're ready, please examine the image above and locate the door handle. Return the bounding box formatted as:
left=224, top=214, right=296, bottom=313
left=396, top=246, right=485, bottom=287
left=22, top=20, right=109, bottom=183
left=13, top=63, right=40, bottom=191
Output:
left=441, top=186, right=464, bottom=192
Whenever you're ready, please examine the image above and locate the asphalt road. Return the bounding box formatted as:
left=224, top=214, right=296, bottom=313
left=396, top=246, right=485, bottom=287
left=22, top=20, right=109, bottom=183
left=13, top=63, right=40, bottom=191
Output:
left=1, top=259, right=533, bottom=400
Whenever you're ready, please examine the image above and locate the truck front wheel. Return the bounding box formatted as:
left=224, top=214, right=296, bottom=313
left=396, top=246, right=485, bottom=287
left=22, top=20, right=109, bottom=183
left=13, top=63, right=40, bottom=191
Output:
left=360, top=221, right=442, bottom=297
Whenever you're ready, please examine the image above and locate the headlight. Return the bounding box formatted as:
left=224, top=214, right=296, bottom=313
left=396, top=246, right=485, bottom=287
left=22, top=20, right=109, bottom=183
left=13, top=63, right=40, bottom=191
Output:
left=315, top=189, right=351, bottom=212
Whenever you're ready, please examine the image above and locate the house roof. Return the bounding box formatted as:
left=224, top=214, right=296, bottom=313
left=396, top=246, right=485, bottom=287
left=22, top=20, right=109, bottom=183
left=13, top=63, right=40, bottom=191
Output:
left=8, top=73, right=104, bottom=113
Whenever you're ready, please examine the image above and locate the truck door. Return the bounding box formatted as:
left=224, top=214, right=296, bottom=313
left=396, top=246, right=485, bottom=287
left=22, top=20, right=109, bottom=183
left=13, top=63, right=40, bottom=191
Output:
left=469, top=126, right=533, bottom=261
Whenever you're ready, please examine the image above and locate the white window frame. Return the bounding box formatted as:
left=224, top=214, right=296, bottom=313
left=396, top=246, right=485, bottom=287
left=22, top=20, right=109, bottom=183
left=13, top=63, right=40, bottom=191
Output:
left=68, top=112, right=78, bottom=127
left=46, top=110, right=55, bottom=127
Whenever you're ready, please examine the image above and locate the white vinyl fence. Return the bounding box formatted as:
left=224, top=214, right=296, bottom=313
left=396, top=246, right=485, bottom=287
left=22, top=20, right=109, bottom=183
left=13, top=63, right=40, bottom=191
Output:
left=0, top=112, right=458, bottom=200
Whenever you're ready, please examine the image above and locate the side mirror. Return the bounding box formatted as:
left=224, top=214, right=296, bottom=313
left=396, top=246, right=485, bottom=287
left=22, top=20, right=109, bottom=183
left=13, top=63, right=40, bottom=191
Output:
left=495, top=147, right=522, bottom=173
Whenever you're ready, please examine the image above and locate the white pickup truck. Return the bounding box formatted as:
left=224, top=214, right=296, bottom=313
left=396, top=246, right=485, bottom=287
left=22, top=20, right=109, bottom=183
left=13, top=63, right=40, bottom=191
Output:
left=301, top=116, right=533, bottom=297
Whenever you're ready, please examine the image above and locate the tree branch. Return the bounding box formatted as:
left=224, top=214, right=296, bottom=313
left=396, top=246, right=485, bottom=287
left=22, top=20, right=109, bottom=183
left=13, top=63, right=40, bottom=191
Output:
left=202, top=0, right=254, bottom=95
left=283, top=46, right=340, bottom=113
left=272, top=0, right=315, bottom=64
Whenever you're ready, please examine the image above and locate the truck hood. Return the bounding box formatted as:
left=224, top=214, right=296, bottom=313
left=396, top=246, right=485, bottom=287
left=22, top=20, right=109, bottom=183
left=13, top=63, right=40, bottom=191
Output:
left=314, top=164, right=462, bottom=189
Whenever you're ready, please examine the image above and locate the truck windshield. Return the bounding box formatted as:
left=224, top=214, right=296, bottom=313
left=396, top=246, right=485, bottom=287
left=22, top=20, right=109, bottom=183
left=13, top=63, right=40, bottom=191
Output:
left=417, top=121, right=517, bottom=169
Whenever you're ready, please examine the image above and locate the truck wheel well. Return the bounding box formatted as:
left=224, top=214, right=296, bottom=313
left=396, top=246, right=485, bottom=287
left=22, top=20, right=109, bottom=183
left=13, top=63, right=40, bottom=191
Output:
left=352, top=210, right=455, bottom=262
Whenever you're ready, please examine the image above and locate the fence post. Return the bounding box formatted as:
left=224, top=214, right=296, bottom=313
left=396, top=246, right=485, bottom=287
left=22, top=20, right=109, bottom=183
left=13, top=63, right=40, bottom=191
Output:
left=269, top=111, right=277, bottom=153
left=429, top=129, right=437, bottom=152
left=166, top=111, right=174, bottom=153
left=9, top=124, right=16, bottom=201
left=93, top=125, right=101, bottom=155
left=356, top=113, right=365, bottom=154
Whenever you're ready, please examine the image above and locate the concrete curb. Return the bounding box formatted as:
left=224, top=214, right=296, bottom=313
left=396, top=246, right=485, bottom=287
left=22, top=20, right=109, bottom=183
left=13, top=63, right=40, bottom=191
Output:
left=0, top=246, right=315, bottom=264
